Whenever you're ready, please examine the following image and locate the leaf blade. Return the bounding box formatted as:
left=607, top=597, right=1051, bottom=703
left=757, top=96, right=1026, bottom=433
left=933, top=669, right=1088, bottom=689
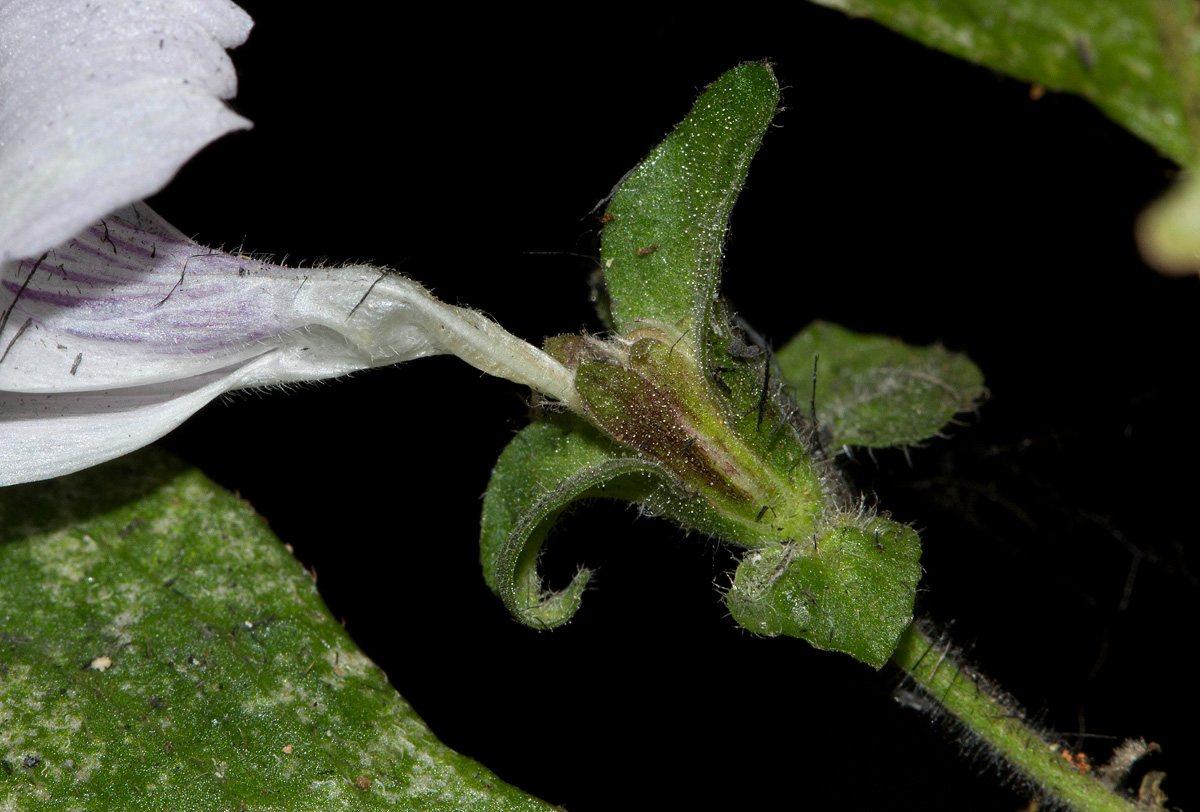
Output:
left=0, top=449, right=554, bottom=811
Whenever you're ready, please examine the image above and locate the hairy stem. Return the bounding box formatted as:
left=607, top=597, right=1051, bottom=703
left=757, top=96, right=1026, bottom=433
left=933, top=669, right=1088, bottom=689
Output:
left=890, top=623, right=1150, bottom=812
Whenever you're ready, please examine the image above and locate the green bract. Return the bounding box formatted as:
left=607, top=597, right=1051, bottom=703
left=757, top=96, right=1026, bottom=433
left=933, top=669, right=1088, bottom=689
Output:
left=596, top=60, right=779, bottom=334
left=0, top=450, right=552, bottom=812
left=776, top=321, right=985, bottom=451
left=477, top=62, right=984, bottom=667
left=727, top=518, right=923, bottom=669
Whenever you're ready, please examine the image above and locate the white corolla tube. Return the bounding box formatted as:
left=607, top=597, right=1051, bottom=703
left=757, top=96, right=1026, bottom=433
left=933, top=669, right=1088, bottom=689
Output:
left=0, top=204, right=577, bottom=486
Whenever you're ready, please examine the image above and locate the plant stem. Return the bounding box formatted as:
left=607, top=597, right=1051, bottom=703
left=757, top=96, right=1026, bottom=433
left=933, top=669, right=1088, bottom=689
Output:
left=890, top=623, right=1148, bottom=812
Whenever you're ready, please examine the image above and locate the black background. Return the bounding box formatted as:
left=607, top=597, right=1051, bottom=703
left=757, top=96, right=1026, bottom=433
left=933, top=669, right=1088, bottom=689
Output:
left=153, top=5, right=1197, bottom=811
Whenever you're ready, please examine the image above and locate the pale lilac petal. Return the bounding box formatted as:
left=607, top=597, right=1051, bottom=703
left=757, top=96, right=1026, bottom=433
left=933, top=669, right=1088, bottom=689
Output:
left=0, top=0, right=253, bottom=264
left=0, top=205, right=447, bottom=393
left=0, top=360, right=265, bottom=486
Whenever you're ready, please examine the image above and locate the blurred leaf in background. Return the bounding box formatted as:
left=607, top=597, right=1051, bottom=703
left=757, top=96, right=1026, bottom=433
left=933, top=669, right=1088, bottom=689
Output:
left=810, top=0, right=1200, bottom=275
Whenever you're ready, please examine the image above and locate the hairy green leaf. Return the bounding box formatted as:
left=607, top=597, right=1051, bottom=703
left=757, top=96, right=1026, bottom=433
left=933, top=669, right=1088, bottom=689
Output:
left=775, top=321, right=984, bottom=450
left=0, top=449, right=553, bottom=812
left=812, top=0, right=1200, bottom=165
left=598, top=61, right=779, bottom=336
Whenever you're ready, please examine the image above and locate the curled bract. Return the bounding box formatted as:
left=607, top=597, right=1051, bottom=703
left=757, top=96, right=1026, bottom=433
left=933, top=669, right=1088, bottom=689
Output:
left=480, top=414, right=663, bottom=628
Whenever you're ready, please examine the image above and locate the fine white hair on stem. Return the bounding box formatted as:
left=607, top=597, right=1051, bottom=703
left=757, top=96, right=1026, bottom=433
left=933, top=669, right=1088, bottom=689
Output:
left=0, top=0, right=254, bottom=265
left=0, top=204, right=576, bottom=486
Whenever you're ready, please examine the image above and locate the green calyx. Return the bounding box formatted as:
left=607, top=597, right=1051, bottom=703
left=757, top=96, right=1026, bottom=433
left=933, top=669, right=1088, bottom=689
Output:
left=478, top=62, right=984, bottom=666
left=547, top=324, right=823, bottom=549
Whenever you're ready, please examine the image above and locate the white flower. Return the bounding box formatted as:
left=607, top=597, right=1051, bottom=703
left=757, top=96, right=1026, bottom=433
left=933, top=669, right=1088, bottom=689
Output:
left=0, top=2, right=575, bottom=486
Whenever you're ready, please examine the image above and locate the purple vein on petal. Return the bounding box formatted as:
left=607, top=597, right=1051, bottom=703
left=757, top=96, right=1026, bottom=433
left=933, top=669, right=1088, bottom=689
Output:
left=0, top=203, right=406, bottom=393
left=5, top=217, right=290, bottom=352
